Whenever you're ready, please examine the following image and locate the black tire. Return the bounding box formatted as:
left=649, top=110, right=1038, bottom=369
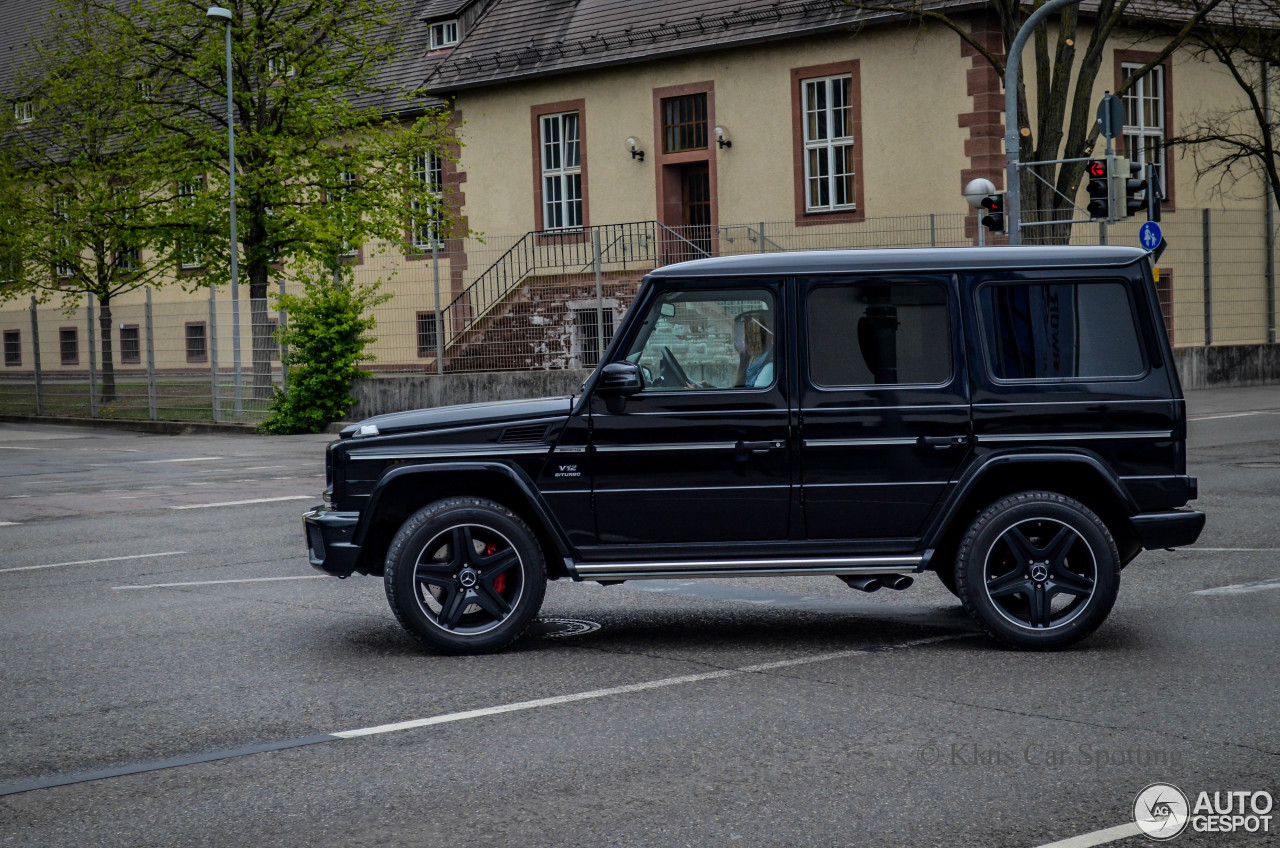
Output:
left=956, top=491, right=1120, bottom=650
left=384, top=497, right=547, bottom=654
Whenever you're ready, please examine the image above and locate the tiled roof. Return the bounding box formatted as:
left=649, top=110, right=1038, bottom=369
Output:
left=420, top=0, right=473, bottom=19
left=424, top=0, right=983, bottom=92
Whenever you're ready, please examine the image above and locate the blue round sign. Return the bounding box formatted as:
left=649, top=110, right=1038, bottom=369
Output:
left=1139, top=221, right=1163, bottom=251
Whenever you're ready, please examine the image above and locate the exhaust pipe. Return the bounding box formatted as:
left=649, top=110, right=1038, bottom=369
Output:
left=883, top=575, right=915, bottom=591
left=840, top=575, right=882, bottom=592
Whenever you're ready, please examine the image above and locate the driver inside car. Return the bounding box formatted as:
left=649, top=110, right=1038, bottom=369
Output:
left=734, top=309, right=775, bottom=388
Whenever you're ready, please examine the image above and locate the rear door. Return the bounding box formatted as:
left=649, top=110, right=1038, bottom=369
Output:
left=797, top=274, right=970, bottom=542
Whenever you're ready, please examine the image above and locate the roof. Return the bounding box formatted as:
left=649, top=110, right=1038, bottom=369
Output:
left=424, top=0, right=983, bottom=92
left=648, top=246, right=1150, bottom=278
left=419, top=0, right=473, bottom=19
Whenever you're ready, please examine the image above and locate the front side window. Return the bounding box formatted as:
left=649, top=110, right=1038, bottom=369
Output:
left=540, top=112, right=582, bottom=230
left=979, top=281, right=1145, bottom=381
left=806, top=278, right=952, bottom=387
left=803, top=74, right=856, bottom=211
left=1122, top=63, right=1165, bottom=198
left=623, top=287, right=777, bottom=391
left=410, top=152, right=443, bottom=249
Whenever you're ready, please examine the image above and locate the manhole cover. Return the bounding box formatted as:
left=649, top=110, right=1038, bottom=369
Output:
left=529, top=617, right=602, bottom=639
left=1236, top=461, right=1280, bottom=468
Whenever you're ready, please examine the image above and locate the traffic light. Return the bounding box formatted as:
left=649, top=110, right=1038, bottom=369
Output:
left=1086, top=159, right=1110, bottom=221
left=1123, top=159, right=1146, bottom=217
left=980, top=194, right=1005, bottom=233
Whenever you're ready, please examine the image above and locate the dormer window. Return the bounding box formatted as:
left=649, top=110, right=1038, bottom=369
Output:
left=267, top=55, right=296, bottom=80
left=13, top=101, right=33, bottom=124
left=430, top=20, right=459, bottom=49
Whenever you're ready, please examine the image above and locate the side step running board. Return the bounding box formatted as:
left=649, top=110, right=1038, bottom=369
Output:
left=569, top=554, right=929, bottom=582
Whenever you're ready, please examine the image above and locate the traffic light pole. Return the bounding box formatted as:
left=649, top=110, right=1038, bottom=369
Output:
left=1004, top=0, right=1084, bottom=245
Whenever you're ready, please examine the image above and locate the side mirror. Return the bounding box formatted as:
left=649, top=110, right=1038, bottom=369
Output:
left=597, top=361, right=644, bottom=413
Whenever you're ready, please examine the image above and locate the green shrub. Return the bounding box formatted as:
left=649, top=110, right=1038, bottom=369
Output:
left=260, top=272, right=389, bottom=434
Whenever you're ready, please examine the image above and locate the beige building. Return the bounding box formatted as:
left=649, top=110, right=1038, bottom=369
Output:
left=2, top=0, right=1277, bottom=393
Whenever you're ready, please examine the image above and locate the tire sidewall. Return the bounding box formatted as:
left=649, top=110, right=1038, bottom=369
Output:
left=385, top=498, right=547, bottom=654
left=957, top=493, right=1120, bottom=650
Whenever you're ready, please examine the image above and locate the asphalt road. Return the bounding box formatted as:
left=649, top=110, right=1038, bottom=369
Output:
left=1, top=387, right=1278, bottom=848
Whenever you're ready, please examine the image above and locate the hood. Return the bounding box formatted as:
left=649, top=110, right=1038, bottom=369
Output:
left=339, top=396, right=574, bottom=440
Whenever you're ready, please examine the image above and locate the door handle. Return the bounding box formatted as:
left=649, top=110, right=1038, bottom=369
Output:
left=918, top=435, right=969, bottom=449
left=738, top=440, right=785, bottom=454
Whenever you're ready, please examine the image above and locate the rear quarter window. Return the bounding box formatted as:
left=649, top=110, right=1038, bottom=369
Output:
left=977, top=280, right=1146, bottom=381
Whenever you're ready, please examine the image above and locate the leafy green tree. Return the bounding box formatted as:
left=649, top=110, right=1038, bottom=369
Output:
left=259, top=268, right=389, bottom=434
left=87, top=0, right=458, bottom=399
left=0, top=0, right=194, bottom=402
left=845, top=0, right=1222, bottom=241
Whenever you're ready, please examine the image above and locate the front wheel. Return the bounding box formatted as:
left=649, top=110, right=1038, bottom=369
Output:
left=956, top=492, right=1120, bottom=650
left=384, top=497, right=547, bottom=654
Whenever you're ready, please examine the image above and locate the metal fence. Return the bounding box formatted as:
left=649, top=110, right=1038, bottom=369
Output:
left=1, top=208, right=1275, bottom=424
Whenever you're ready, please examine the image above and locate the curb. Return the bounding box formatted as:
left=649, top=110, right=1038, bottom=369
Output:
left=0, top=414, right=261, bottom=436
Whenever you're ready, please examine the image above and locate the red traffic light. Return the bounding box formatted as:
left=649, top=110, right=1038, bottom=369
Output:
left=1088, top=160, right=1107, bottom=178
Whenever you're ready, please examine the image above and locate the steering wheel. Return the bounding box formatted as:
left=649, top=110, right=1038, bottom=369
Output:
left=659, top=346, right=692, bottom=388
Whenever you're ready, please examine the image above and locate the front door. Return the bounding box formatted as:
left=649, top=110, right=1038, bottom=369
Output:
left=589, top=279, right=791, bottom=546
left=797, top=274, right=971, bottom=542
left=681, top=163, right=712, bottom=259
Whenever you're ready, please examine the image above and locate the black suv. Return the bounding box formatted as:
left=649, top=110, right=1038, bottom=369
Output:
left=305, top=246, right=1204, bottom=653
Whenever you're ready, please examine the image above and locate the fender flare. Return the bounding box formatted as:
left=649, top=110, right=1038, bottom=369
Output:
left=355, top=460, right=573, bottom=561
left=923, top=450, right=1139, bottom=550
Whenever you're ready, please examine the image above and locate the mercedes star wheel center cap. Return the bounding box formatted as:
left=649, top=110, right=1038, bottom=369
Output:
left=459, top=569, right=478, bottom=588
left=1031, top=563, right=1049, bottom=582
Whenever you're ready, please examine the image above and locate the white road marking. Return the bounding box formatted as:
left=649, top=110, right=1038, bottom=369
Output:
left=332, top=634, right=968, bottom=740
left=1187, top=547, right=1280, bottom=552
left=0, top=446, right=39, bottom=450
left=113, top=575, right=326, bottom=590
left=0, top=551, right=186, bottom=574
left=138, top=456, right=222, bottom=464
left=0, top=521, right=21, bottom=527
left=1194, top=577, right=1280, bottom=596
left=244, top=465, right=286, bottom=471
left=169, top=495, right=315, bottom=510
left=3, top=495, right=29, bottom=499
left=1031, top=822, right=1142, bottom=848
left=1189, top=409, right=1280, bottom=421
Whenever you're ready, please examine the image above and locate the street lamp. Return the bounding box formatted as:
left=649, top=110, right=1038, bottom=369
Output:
left=206, top=5, right=242, bottom=415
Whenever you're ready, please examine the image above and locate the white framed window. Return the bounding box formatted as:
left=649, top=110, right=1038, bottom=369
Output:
left=267, top=55, right=295, bottom=80
left=430, top=20, right=459, bottom=49
left=177, top=179, right=204, bottom=269
left=13, top=101, right=33, bottom=124
left=1122, top=63, right=1166, bottom=198
left=135, top=81, right=153, bottom=101
left=802, top=74, right=856, bottom=212
left=540, top=112, right=582, bottom=231
left=410, top=151, right=443, bottom=249
left=52, top=194, right=75, bottom=279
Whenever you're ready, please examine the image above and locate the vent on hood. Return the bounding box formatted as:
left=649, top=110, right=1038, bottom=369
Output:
left=500, top=423, right=550, bottom=443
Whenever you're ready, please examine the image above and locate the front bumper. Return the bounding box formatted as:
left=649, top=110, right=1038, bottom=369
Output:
left=1132, top=509, right=1206, bottom=550
left=303, top=507, right=362, bottom=577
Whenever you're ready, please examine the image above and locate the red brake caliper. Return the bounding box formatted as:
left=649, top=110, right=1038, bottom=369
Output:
left=487, top=542, right=507, bottom=594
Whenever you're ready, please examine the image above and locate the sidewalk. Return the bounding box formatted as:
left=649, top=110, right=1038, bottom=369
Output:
left=1184, top=383, right=1280, bottom=416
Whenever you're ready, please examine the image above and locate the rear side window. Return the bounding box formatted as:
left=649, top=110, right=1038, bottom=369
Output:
left=806, top=277, right=952, bottom=387
left=978, top=281, right=1145, bottom=381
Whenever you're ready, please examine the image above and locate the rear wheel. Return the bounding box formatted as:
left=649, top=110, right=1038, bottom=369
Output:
left=956, top=491, right=1119, bottom=650
left=384, top=497, right=546, bottom=654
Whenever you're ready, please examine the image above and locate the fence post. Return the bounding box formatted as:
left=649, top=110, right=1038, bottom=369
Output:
left=145, top=288, right=157, bottom=421
left=593, top=227, right=605, bottom=364
left=209, top=285, right=221, bottom=423
left=1203, top=208, right=1213, bottom=347
left=29, top=296, right=43, bottom=416
left=86, top=294, right=98, bottom=418
left=433, top=239, right=444, bottom=374
left=277, top=279, right=290, bottom=390
left=1267, top=182, right=1277, bottom=345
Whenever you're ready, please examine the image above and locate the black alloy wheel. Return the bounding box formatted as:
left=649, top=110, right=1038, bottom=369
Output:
left=385, top=497, right=546, bottom=654
left=956, top=491, right=1120, bottom=650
